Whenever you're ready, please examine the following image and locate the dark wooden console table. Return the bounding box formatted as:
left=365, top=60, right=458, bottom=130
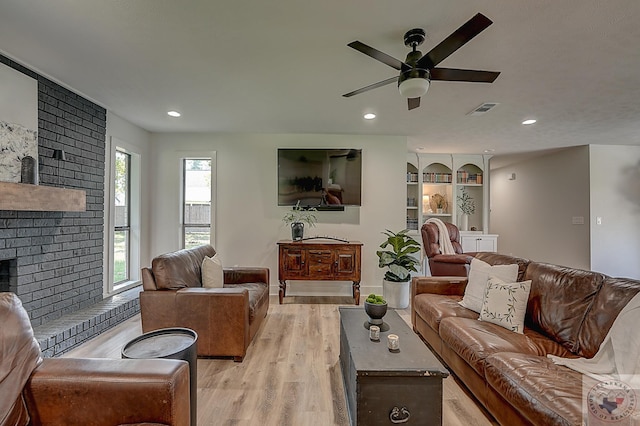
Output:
left=277, top=239, right=363, bottom=305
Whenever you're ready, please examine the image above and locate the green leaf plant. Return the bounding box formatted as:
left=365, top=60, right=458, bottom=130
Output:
left=376, top=229, right=421, bottom=282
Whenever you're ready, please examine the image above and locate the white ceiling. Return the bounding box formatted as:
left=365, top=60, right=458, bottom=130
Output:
left=1, top=0, right=639, bottom=155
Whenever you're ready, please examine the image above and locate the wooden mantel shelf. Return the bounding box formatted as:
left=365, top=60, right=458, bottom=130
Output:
left=0, top=181, right=86, bottom=212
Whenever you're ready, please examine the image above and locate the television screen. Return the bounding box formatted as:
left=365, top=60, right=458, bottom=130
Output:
left=278, top=148, right=362, bottom=207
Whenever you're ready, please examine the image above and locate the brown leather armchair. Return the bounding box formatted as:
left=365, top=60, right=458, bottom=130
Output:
left=140, top=245, right=269, bottom=362
left=421, top=221, right=472, bottom=276
left=1, top=292, right=190, bottom=426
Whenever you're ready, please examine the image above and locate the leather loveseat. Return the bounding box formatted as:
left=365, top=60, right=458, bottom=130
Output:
left=1, top=292, right=190, bottom=426
left=141, top=244, right=269, bottom=362
left=411, top=252, right=640, bottom=425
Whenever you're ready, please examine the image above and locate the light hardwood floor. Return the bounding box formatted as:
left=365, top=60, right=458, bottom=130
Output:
left=63, top=296, right=497, bottom=426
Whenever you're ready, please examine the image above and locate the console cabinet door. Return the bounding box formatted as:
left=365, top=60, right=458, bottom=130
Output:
left=333, top=247, right=361, bottom=281
left=280, top=248, right=307, bottom=278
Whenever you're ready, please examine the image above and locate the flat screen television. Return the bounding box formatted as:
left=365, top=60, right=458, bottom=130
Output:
left=278, top=148, right=362, bottom=207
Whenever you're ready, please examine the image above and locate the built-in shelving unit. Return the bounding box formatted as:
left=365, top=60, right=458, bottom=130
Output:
left=406, top=156, right=419, bottom=232
left=405, top=154, right=498, bottom=259
left=0, top=182, right=86, bottom=212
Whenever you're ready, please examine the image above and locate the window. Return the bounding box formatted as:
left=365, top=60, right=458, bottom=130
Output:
left=114, top=150, right=130, bottom=284
left=105, top=138, right=141, bottom=297
left=183, top=159, right=212, bottom=249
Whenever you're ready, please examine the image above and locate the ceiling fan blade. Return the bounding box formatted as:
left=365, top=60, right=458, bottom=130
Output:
left=348, top=41, right=408, bottom=71
left=430, top=68, right=500, bottom=83
left=408, top=97, right=421, bottom=110
left=343, top=76, right=398, bottom=97
left=417, top=13, right=493, bottom=69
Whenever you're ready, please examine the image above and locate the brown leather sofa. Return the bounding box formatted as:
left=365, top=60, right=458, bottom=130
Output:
left=141, top=244, right=269, bottom=362
left=421, top=221, right=472, bottom=276
left=411, top=252, right=640, bottom=426
left=1, top=292, right=190, bottom=426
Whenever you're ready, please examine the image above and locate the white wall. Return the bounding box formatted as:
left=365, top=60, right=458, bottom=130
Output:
left=490, top=146, right=591, bottom=269
left=149, top=132, right=407, bottom=296
left=104, top=111, right=152, bottom=276
left=589, top=145, right=640, bottom=279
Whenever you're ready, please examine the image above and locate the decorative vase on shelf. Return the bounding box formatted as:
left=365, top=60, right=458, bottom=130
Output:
left=291, top=222, right=304, bottom=241
left=436, top=208, right=443, bottom=214
left=460, top=214, right=469, bottom=231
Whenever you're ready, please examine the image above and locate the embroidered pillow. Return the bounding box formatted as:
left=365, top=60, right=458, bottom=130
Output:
left=479, top=276, right=532, bottom=334
left=459, top=258, right=518, bottom=313
left=202, top=254, right=223, bottom=288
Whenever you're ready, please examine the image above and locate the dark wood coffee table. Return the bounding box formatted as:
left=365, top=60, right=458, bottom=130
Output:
left=339, top=307, right=449, bottom=426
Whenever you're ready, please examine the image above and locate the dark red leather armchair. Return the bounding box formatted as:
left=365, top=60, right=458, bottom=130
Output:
left=421, top=221, right=472, bottom=276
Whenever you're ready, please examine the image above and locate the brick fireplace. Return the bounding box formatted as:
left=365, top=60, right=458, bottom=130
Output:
left=0, top=55, right=139, bottom=356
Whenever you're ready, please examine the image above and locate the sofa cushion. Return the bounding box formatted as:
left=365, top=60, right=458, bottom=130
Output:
left=224, top=283, right=268, bottom=323
left=524, top=262, right=604, bottom=353
left=575, top=277, right=640, bottom=358
left=439, top=317, right=574, bottom=377
left=413, top=293, right=478, bottom=333
left=484, top=352, right=584, bottom=426
left=202, top=254, right=224, bottom=288
left=460, top=258, right=518, bottom=313
left=479, top=277, right=532, bottom=334
left=152, top=245, right=216, bottom=290
left=473, top=252, right=531, bottom=282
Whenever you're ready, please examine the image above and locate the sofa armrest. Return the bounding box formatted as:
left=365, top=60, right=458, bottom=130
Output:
left=412, top=276, right=468, bottom=296
left=24, top=358, right=190, bottom=426
left=223, top=267, right=269, bottom=285
left=175, top=288, right=251, bottom=359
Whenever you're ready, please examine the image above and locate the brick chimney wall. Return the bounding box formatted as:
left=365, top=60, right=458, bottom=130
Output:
left=0, top=55, right=106, bottom=327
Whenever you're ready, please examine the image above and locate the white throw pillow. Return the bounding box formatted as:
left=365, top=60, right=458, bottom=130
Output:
left=459, top=258, right=518, bottom=313
left=479, top=276, right=532, bottom=334
left=202, top=254, right=223, bottom=288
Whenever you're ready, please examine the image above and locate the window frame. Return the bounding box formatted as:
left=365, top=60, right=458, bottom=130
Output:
left=181, top=157, right=214, bottom=249
left=113, top=149, right=131, bottom=285
left=104, top=137, right=142, bottom=297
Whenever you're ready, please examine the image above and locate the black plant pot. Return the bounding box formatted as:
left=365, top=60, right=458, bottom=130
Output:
left=291, top=222, right=304, bottom=241
left=364, top=301, right=388, bottom=326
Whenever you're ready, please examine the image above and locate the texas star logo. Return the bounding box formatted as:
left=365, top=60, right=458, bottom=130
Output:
left=587, top=380, right=637, bottom=422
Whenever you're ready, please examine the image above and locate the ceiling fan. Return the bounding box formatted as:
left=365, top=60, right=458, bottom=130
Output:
left=343, top=13, right=500, bottom=110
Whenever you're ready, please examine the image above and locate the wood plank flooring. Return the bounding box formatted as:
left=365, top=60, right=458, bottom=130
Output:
left=63, top=296, right=497, bottom=426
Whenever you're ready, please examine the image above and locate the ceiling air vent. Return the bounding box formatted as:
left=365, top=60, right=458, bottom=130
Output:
left=468, top=102, right=499, bottom=116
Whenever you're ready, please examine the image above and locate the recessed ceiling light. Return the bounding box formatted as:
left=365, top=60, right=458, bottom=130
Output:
left=363, top=113, right=376, bottom=120
left=522, top=119, right=537, bottom=125
left=167, top=110, right=181, bottom=117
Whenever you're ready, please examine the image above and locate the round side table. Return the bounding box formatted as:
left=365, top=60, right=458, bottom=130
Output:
left=122, top=328, right=198, bottom=426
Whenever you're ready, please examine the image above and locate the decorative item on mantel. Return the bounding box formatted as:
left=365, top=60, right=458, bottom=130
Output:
left=281, top=200, right=317, bottom=240
left=20, top=156, right=38, bottom=185
left=457, top=187, right=475, bottom=231
left=52, top=149, right=66, bottom=187
left=376, top=229, right=421, bottom=309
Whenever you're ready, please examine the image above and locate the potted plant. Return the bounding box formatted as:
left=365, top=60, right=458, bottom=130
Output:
left=364, top=293, right=387, bottom=326
left=457, top=188, right=475, bottom=231
left=376, top=229, right=421, bottom=308
left=282, top=200, right=317, bottom=240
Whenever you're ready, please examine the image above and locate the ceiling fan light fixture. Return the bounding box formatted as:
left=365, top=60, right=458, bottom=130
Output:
left=398, top=77, right=430, bottom=99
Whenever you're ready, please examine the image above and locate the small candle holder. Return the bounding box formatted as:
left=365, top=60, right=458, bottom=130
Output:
left=369, top=325, right=380, bottom=341
left=387, top=334, right=400, bottom=352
